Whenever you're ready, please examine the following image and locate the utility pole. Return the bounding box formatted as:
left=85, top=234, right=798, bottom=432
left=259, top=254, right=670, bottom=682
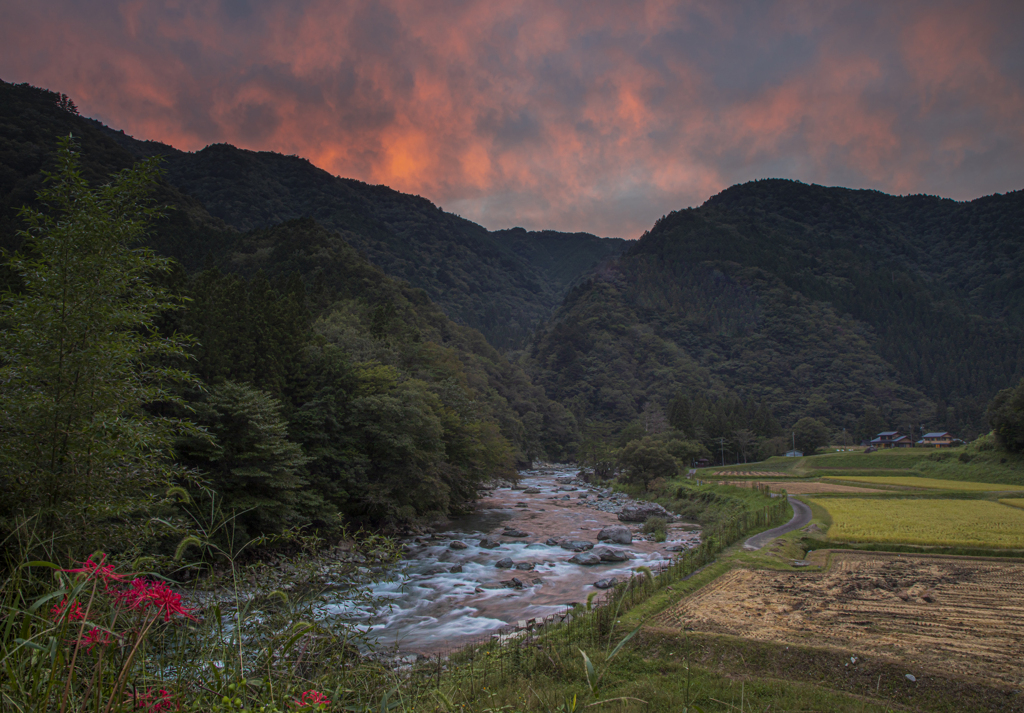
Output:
left=792, top=431, right=796, bottom=454
left=719, top=437, right=726, bottom=466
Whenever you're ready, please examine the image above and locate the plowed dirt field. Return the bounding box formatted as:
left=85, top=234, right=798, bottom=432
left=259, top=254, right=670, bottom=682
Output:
left=656, top=552, right=1024, bottom=686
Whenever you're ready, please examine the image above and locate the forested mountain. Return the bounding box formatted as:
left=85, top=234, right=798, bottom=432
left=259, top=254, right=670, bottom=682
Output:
left=525, top=180, right=1024, bottom=451
left=94, top=124, right=625, bottom=350
left=0, top=79, right=578, bottom=534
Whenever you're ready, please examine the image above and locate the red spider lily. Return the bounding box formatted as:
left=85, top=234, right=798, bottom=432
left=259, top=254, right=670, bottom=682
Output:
left=115, top=578, right=196, bottom=622
left=50, top=596, right=86, bottom=622
left=294, top=689, right=331, bottom=708
left=62, top=554, right=127, bottom=588
left=126, top=687, right=176, bottom=712
left=79, top=627, right=116, bottom=651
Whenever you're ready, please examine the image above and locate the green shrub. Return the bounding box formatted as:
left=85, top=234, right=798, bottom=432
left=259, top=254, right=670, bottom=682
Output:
left=643, top=516, right=668, bottom=542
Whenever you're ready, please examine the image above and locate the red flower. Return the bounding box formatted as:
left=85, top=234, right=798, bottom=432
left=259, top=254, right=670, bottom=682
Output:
left=63, top=554, right=127, bottom=589
left=51, top=596, right=85, bottom=622
left=114, top=578, right=196, bottom=622
left=294, top=689, right=331, bottom=708
left=127, top=687, right=176, bottom=712
left=79, top=627, right=115, bottom=651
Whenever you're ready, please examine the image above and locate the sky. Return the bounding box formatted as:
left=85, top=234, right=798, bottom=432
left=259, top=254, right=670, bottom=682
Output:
left=2, top=1, right=1023, bottom=239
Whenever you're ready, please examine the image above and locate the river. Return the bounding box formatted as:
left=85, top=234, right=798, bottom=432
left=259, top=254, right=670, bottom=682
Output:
left=325, top=465, right=702, bottom=655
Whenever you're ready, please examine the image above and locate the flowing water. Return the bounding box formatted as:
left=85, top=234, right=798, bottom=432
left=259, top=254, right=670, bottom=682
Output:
left=325, top=465, right=702, bottom=654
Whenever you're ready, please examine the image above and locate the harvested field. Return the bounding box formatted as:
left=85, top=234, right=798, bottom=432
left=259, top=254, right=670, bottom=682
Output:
left=827, top=475, right=1024, bottom=491
left=656, top=552, right=1024, bottom=686
left=718, top=480, right=885, bottom=494
left=812, top=498, right=1024, bottom=547
left=711, top=471, right=794, bottom=478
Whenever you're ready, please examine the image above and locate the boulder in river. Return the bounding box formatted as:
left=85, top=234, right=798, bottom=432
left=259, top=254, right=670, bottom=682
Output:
left=449, top=564, right=463, bottom=573
left=594, top=577, right=619, bottom=589
left=559, top=540, right=594, bottom=552
left=545, top=537, right=560, bottom=546
left=618, top=502, right=674, bottom=522
left=496, top=557, right=514, bottom=569
left=503, top=527, right=530, bottom=538
left=594, top=547, right=630, bottom=562
left=524, top=487, right=542, bottom=494
left=597, top=525, right=632, bottom=545
left=479, top=536, right=501, bottom=549
left=449, top=540, right=468, bottom=550
left=513, top=562, right=535, bottom=571
left=568, top=552, right=602, bottom=565
left=506, top=577, right=526, bottom=589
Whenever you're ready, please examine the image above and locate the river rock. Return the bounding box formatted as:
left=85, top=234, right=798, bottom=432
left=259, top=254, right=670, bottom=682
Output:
left=561, top=495, right=571, bottom=500
left=524, top=487, right=542, bottom=494
left=597, top=525, right=632, bottom=545
left=594, top=577, right=618, bottom=589
left=479, top=536, right=501, bottom=549
left=617, top=502, right=674, bottom=522
left=449, top=540, right=468, bottom=550
left=424, top=567, right=447, bottom=576
left=568, top=552, right=602, bottom=565
left=545, top=537, right=560, bottom=546
left=506, top=577, right=525, bottom=589
left=449, top=564, right=463, bottom=573
left=514, top=503, right=529, bottom=508
left=560, top=540, right=594, bottom=551
left=594, top=547, right=630, bottom=562
left=513, top=562, right=535, bottom=571
left=496, top=557, right=514, bottom=569
left=503, top=527, right=529, bottom=538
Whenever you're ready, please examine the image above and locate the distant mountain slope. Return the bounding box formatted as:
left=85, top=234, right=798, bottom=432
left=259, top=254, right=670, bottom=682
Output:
left=525, top=180, right=1024, bottom=437
left=96, top=127, right=626, bottom=349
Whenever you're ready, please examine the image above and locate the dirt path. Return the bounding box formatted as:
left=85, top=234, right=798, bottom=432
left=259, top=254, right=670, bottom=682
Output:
left=743, top=496, right=811, bottom=550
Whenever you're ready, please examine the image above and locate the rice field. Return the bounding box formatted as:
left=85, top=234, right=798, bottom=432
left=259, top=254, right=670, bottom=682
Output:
left=825, top=475, right=1024, bottom=491
left=810, top=497, right=1024, bottom=548
left=1000, top=498, right=1024, bottom=509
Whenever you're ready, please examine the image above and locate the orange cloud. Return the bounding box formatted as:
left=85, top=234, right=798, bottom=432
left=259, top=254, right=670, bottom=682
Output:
left=1, top=0, right=1022, bottom=237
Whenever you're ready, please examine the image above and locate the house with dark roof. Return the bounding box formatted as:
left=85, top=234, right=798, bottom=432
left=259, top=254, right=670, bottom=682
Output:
left=917, top=432, right=956, bottom=448
left=870, top=431, right=913, bottom=448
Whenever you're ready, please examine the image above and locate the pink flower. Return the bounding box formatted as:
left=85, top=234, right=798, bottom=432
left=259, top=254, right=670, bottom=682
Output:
left=294, top=689, right=331, bottom=708
left=51, top=596, right=86, bottom=622
left=63, top=554, right=127, bottom=589
left=114, top=578, right=196, bottom=622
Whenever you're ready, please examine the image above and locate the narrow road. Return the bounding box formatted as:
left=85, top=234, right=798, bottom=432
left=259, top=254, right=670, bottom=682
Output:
left=743, top=496, right=813, bottom=550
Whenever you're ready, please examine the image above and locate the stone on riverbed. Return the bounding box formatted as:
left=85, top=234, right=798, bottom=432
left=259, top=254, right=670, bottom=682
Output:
left=593, top=547, right=630, bottom=562
left=545, top=537, right=560, bottom=546
left=617, top=502, right=674, bottom=522
left=568, top=552, right=602, bottom=565
left=505, top=577, right=526, bottom=589
left=559, top=540, right=594, bottom=551
left=449, top=540, right=468, bottom=550
left=449, top=564, right=463, bottom=573
left=513, top=562, right=535, bottom=571
left=479, top=536, right=501, bottom=549
left=496, top=557, right=514, bottom=569
left=597, top=525, right=632, bottom=545
left=524, top=487, right=541, bottom=494
left=503, top=527, right=529, bottom=537
left=594, top=577, right=618, bottom=589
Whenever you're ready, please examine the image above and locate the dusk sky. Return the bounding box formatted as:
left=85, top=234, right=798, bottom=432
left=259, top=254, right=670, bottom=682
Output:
left=3, top=1, right=1023, bottom=238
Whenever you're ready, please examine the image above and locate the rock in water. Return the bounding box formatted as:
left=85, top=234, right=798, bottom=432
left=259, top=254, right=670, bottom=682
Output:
left=617, top=502, right=673, bottom=522
left=568, top=552, right=602, bottom=565
left=560, top=540, right=594, bottom=552
left=513, top=562, right=535, bottom=571
left=524, top=487, right=541, bottom=494
left=594, top=577, right=618, bottom=589
left=479, top=536, right=501, bottom=549
left=495, top=557, right=514, bottom=569
left=449, top=564, right=463, bottom=573
left=545, top=537, right=560, bottom=546
left=597, top=525, right=632, bottom=545
left=449, top=540, right=468, bottom=550
left=503, top=527, right=529, bottom=538
left=593, top=547, right=629, bottom=562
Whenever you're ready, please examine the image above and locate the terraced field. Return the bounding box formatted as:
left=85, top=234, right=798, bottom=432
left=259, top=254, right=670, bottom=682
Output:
left=826, top=475, right=1024, bottom=491
left=655, top=552, right=1024, bottom=686
left=811, top=498, right=1024, bottom=547
left=718, top=480, right=885, bottom=494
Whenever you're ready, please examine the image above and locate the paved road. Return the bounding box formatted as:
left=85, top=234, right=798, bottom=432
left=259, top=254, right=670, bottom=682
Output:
left=743, top=496, right=813, bottom=550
